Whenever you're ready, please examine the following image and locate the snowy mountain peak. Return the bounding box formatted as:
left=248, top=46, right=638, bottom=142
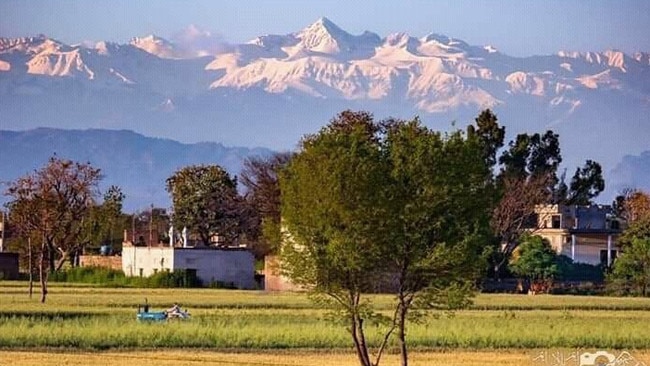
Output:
left=484, top=45, right=498, bottom=53
left=0, top=35, right=63, bottom=54
left=296, top=17, right=352, bottom=53
left=292, top=17, right=381, bottom=57
left=130, top=34, right=177, bottom=58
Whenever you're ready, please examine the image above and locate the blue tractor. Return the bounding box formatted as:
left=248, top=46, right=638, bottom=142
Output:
left=137, top=299, right=190, bottom=322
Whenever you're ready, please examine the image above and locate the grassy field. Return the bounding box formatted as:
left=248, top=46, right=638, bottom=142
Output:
left=1, top=282, right=650, bottom=365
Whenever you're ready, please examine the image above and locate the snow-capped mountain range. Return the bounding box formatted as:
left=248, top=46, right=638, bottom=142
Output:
left=1, top=17, right=649, bottom=199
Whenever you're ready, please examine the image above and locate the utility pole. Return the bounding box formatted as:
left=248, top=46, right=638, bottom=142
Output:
left=0, top=210, right=5, bottom=252
left=149, top=204, right=154, bottom=246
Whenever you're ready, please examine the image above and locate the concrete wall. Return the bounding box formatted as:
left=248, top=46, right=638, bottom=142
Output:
left=79, top=255, right=122, bottom=270
left=264, top=255, right=302, bottom=291
left=174, top=249, right=255, bottom=289
left=122, top=246, right=256, bottom=289
left=536, top=230, right=620, bottom=266
left=573, top=234, right=619, bottom=266
left=122, top=246, right=174, bottom=277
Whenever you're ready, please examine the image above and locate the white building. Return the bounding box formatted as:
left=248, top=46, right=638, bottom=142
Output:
left=122, top=244, right=256, bottom=289
left=533, top=204, right=624, bottom=266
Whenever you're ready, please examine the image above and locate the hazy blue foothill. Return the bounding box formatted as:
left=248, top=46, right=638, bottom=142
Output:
left=0, top=128, right=272, bottom=211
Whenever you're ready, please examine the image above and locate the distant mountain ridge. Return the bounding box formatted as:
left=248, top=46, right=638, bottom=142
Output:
left=1, top=18, right=649, bottom=200
left=0, top=128, right=272, bottom=211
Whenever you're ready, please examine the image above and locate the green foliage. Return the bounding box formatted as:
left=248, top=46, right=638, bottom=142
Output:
left=49, top=267, right=201, bottom=288
left=619, top=216, right=650, bottom=247
left=466, top=108, right=505, bottom=169
left=281, top=110, right=398, bottom=366
left=499, top=130, right=561, bottom=181
left=166, top=165, right=240, bottom=246
left=282, top=110, right=495, bottom=366
left=281, top=110, right=388, bottom=293
left=509, top=235, right=559, bottom=283
left=79, top=185, right=126, bottom=253
left=608, top=238, right=650, bottom=296
left=555, top=255, right=604, bottom=282
left=566, top=160, right=605, bottom=205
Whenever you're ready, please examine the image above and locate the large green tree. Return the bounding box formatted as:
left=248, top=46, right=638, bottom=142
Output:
left=281, top=110, right=490, bottom=366
left=4, top=156, right=102, bottom=302
left=281, top=111, right=389, bottom=366
left=383, top=118, right=490, bottom=366
left=166, top=165, right=240, bottom=246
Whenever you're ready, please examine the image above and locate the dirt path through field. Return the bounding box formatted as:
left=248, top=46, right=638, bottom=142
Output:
left=2, top=350, right=649, bottom=366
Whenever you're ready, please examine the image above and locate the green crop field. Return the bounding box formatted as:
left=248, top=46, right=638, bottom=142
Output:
left=1, top=282, right=650, bottom=365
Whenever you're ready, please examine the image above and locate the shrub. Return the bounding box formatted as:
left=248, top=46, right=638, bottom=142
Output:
left=556, top=255, right=605, bottom=282
left=49, top=267, right=202, bottom=288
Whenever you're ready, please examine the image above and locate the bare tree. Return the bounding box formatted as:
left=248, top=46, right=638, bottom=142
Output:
left=239, top=152, right=292, bottom=259
left=490, top=174, right=553, bottom=276
left=4, top=157, right=101, bottom=302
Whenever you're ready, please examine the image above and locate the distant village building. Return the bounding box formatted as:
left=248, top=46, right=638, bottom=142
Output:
left=533, top=204, right=624, bottom=266
left=0, top=252, right=19, bottom=280
left=264, top=255, right=303, bottom=291
left=121, top=230, right=256, bottom=289
left=0, top=214, right=19, bottom=280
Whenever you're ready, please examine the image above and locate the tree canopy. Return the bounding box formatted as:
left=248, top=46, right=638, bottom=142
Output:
left=281, top=110, right=490, bottom=366
left=565, top=160, right=605, bottom=205
left=608, top=238, right=650, bottom=296
left=4, top=156, right=103, bottom=302
left=166, top=165, right=240, bottom=246
left=509, top=235, right=560, bottom=293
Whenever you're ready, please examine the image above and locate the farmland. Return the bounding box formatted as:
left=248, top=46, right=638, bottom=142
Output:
left=1, top=283, right=650, bottom=365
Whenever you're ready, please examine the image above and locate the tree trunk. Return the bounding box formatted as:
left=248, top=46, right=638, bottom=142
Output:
left=28, top=237, right=33, bottom=299
left=55, top=252, right=68, bottom=272
left=48, top=243, right=56, bottom=273
left=350, top=313, right=372, bottom=366
left=39, top=243, right=48, bottom=303
left=397, top=296, right=409, bottom=366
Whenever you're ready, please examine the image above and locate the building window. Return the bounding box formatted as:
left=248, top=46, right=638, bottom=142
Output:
left=600, top=250, right=618, bottom=266
left=552, top=215, right=561, bottom=229
left=139, top=268, right=144, bottom=277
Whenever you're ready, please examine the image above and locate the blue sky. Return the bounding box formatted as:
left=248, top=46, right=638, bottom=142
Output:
left=1, top=0, right=648, bottom=57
